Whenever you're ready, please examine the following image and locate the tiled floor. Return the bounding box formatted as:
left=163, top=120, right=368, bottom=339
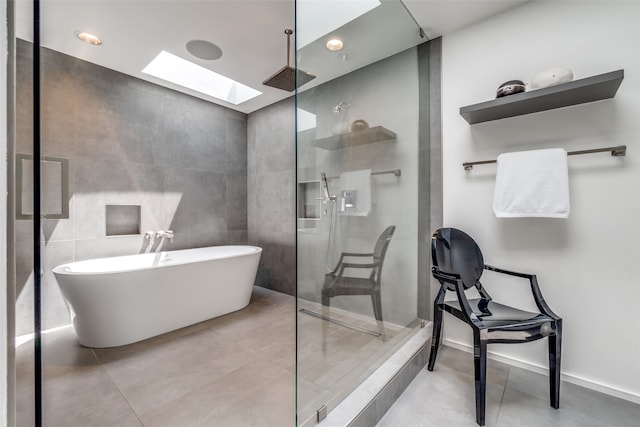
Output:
left=18, top=290, right=640, bottom=427
left=378, top=346, right=640, bottom=427
left=15, top=285, right=416, bottom=427
left=16, top=286, right=296, bottom=427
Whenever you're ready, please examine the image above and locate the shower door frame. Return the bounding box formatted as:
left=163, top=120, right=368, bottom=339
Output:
left=4, top=0, right=18, bottom=425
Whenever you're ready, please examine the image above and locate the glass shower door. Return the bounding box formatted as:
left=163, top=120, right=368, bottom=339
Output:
left=295, top=0, right=426, bottom=424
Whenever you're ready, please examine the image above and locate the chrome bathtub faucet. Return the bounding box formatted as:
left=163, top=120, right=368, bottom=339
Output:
left=155, top=230, right=175, bottom=241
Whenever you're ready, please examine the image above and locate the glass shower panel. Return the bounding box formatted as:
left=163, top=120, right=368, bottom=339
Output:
left=296, top=0, right=425, bottom=424
left=20, top=1, right=300, bottom=426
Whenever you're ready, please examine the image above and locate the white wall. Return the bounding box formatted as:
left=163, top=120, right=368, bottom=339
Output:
left=441, top=1, right=640, bottom=401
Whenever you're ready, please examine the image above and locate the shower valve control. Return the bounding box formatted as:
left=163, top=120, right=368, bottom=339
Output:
left=340, top=190, right=357, bottom=212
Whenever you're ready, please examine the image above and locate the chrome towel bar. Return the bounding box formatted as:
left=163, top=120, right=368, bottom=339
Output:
left=326, top=169, right=401, bottom=179
left=463, top=145, right=626, bottom=171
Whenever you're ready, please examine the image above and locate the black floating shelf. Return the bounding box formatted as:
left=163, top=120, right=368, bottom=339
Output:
left=312, top=126, right=396, bottom=150
left=460, top=69, right=624, bottom=124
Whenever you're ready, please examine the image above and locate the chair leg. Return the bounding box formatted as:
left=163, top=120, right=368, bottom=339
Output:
left=321, top=290, right=330, bottom=308
left=473, top=333, right=487, bottom=426
left=427, top=304, right=443, bottom=371
left=371, top=291, right=383, bottom=322
left=321, top=293, right=330, bottom=354
left=549, top=320, right=562, bottom=409
left=428, top=286, right=446, bottom=371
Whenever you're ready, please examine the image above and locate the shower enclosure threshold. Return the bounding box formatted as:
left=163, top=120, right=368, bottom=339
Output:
left=316, top=322, right=432, bottom=427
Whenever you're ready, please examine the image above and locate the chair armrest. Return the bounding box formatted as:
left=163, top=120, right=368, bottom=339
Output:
left=484, top=264, right=533, bottom=279
left=484, top=264, right=561, bottom=320
left=329, top=252, right=374, bottom=274
left=337, top=261, right=380, bottom=277
left=432, top=269, right=460, bottom=284
left=432, top=270, right=483, bottom=327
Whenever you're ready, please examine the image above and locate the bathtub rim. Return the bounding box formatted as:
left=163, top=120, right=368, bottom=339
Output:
left=52, top=245, right=262, bottom=276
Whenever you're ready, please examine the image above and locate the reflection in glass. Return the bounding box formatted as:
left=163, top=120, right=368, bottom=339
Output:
left=296, top=0, right=426, bottom=423
left=16, top=154, right=69, bottom=220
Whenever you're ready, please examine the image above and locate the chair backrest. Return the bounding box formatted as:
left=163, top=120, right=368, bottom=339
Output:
left=431, top=228, right=484, bottom=290
left=372, top=225, right=396, bottom=282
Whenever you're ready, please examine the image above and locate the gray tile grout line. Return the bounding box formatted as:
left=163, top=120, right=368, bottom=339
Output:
left=90, top=347, right=147, bottom=427
left=494, top=366, right=511, bottom=427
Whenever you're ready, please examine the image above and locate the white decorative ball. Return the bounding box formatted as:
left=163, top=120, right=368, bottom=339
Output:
left=530, top=67, right=574, bottom=89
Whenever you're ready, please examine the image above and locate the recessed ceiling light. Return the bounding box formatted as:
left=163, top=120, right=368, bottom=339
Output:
left=186, top=40, right=222, bottom=60
left=74, top=31, right=102, bottom=46
left=142, top=51, right=262, bottom=105
left=297, top=0, right=380, bottom=48
left=326, top=38, right=344, bottom=51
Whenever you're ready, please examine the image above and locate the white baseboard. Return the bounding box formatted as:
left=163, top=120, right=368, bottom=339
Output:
left=443, top=339, right=640, bottom=405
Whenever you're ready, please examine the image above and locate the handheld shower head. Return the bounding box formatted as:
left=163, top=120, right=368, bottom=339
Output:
left=320, top=172, right=332, bottom=201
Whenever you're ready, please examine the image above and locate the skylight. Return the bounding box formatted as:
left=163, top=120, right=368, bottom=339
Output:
left=142, top=51, right=262, bottom=105
left=297, top=108, right=317, bottom=132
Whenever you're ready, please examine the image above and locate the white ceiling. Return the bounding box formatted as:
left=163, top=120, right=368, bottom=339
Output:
left=15, top=0, right=529, bottom=114
left=403, top=0, right=530, bottom=40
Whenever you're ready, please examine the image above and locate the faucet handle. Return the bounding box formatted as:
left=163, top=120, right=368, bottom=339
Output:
left=144, top=231, right=155, bottom=240
left=156, top=230, right=175, bottom=241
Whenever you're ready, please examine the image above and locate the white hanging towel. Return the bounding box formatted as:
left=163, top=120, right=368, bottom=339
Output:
left=338, top=169, right=372, bottom=216
left=493, top=148, right=570, bottom=218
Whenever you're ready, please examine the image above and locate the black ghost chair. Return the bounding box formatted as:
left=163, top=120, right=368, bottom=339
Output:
left=428, top=228, right=562, bottom=426
left=322, top=226, right=395, bottom=323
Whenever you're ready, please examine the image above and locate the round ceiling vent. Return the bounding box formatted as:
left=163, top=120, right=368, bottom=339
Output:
left=186, top=40, right=223, bottom=60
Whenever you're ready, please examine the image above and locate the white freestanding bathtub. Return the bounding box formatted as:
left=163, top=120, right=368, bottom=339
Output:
left=53, top=245, right=262, bottom=348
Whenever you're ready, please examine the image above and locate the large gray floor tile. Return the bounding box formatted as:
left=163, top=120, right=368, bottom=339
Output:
left=377, top=367, right=503, bottom=427
left=16, top=327, right=143, bottom=427
left=16, top=287, right=296, bottom=427
left=504, top=366, right=640, bottom=427
left=497, top=387, right=587, bottom=427
left=99, top=328, right=256, bottom=416
left=40, top=367, right=144, bottom=427
left=431, top=345, right=511, bottom=387
left=16, top=335, right=143, bottom=427
left=378, top=346, right=640, bottom=427
left=139, top=359, right=295, bottom=427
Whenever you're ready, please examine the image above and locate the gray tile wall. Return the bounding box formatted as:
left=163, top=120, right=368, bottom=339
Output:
left=15, top=40, right=249, bottom=335
left=427, top=38, right=443, bottom=319
left=246, top=97, right=296, bottom=296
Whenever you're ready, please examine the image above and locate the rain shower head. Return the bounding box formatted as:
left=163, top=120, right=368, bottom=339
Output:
left=263, top=67, right=316, bottom=92
left=263, top=29, right=316, bottom=92
left=332, top=101, right=351, bottom=115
